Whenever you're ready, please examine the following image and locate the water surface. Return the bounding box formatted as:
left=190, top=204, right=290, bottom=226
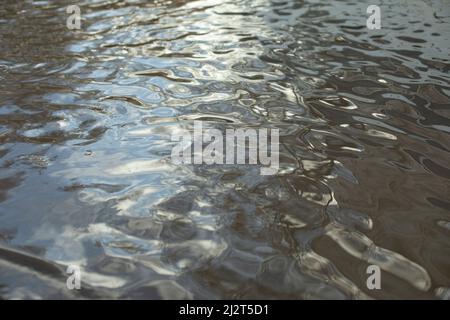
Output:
left=0, top=0, right=450, bottom=299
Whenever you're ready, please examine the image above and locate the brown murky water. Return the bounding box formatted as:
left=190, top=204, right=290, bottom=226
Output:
left=0, top=0, right=450, bottom=299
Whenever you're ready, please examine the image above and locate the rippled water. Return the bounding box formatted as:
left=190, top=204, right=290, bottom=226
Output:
left=0, top=0, right=450, bottom=299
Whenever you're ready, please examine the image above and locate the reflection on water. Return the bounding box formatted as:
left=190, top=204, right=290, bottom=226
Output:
left=0, top=0, right=450, bottom=299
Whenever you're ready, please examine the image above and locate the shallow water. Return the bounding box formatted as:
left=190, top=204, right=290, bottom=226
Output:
left=0, top=0, right=450, bottom=299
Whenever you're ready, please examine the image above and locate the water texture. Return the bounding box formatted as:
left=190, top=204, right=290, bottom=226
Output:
left=0, top=0, right=449, bottom=299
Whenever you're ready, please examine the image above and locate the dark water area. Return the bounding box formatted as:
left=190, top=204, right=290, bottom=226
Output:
left=0, top=0, right=450, bottom=299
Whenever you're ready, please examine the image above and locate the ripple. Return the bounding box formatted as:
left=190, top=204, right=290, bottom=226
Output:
left=0, top=0, right=449, bottom=299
